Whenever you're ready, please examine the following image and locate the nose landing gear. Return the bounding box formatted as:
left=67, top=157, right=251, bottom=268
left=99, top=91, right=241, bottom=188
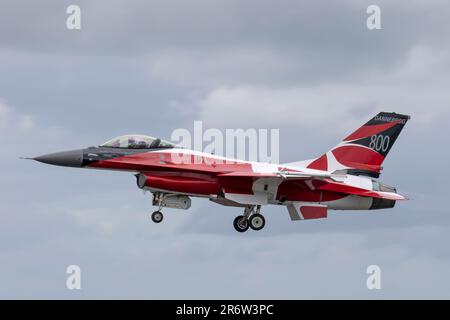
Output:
left=233, top=205, right=266, bottom=232
left=151, top=211, right=163, bottom=223
left=149, top=192, right=165, bottom=224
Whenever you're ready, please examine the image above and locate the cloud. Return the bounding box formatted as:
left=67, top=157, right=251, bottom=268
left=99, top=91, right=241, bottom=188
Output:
left=147, top=48, right=304, bottom=88
left=194, top=46, right=450, bottom=132
left=2, top=211, right=450, bottom=298
left=0, top=102, right=36, bottom=131
left=0, top=101, right=70, bottom=158
left=1, top=0, right=450, bottom=299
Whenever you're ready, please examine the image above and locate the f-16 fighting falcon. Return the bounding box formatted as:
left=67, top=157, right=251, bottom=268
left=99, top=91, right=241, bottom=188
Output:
left=26, top=112, right=410, bottom=232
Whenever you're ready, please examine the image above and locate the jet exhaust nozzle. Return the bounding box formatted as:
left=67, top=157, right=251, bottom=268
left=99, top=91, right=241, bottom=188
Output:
left=370, top=198, right=396, bottom=210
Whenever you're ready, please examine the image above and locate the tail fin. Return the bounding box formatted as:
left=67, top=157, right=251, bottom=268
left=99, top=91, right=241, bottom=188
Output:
left=307, top=112, right=410, bottom=178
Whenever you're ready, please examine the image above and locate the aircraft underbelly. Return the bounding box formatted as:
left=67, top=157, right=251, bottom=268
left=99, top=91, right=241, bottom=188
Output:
left=138, top=170, right=375, bottom=210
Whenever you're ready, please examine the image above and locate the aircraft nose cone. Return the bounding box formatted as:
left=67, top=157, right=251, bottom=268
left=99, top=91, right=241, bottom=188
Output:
left=34, top=149, right=83, bottom=167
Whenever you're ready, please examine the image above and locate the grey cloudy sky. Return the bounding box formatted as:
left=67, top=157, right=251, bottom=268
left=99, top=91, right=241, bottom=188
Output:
left=1, top=0, right=450, bottom=298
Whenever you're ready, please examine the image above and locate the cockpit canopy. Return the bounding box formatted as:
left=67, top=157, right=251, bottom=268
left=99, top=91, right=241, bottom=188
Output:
left=100, top=135, right=176, bottom=149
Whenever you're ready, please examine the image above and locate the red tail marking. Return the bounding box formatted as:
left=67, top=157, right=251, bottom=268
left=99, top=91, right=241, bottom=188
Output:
left=307, top=154, right=328, bottom=171
left=332, top=146, right=384, bottom=171
left=344, top=120, right=400, bottom=141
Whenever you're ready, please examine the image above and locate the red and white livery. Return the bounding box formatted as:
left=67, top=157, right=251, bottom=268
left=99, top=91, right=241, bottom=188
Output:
left=29, top=112, right=410, bottom=232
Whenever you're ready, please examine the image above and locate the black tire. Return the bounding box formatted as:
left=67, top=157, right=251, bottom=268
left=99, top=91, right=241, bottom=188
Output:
left=249, top=213, right=265, bottom=231
left=233, top=216, right=249, bottom=232
left=151, top=211, right=163, bottom=223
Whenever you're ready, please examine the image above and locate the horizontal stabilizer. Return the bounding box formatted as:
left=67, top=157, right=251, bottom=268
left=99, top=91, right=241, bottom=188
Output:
left=317, top=180, right=406, bottom=200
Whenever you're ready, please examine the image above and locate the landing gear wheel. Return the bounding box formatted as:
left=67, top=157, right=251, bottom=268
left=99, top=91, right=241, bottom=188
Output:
left=151, top=211, right=163, bottom=223
left=249, top=213, right=265, bottom=231
left=233, top=216, right=249, bottom=232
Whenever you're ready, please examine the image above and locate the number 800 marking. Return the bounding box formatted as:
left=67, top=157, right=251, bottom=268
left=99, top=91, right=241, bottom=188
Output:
left=369, top=135, right=390, bottom=152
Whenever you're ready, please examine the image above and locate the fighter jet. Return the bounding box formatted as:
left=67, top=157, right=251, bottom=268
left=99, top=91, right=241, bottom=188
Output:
left=27, top=112, right=410, bottom=232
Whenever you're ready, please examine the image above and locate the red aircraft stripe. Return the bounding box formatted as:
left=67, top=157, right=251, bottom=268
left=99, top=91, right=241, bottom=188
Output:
left=307, top=154, right=328, bottom=171
left=343, top=120, right=399, bottom=141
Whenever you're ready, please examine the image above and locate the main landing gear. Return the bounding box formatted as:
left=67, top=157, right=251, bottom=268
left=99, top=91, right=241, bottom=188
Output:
left=233, top=205, right=266, bottom=232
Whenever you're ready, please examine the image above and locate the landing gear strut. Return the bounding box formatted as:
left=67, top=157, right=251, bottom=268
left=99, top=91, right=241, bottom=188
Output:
left=233, top=205, right=266, bottom=232
left=150, top=192, right=165, bottom=224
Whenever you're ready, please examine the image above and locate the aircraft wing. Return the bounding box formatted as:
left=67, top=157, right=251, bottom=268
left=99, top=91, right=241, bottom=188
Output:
left=217, top=170, right=346, bottom=182
left=218, top=171, right=405, bottom=200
